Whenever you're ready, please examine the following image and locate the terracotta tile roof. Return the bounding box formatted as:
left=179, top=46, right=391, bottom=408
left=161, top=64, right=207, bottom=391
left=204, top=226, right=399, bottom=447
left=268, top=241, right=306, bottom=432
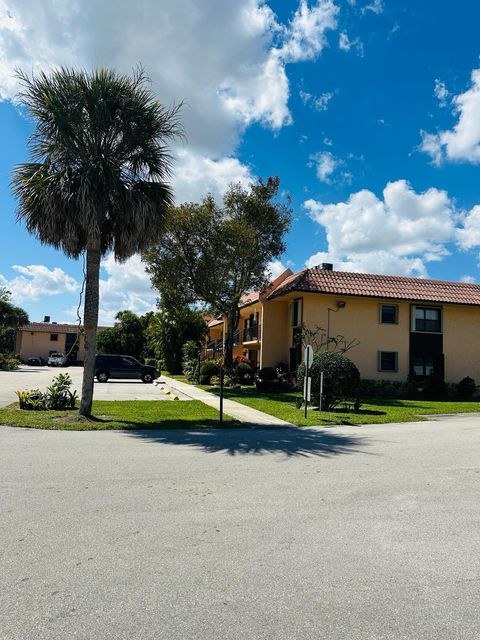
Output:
left=239, top=290, right=260, bottom=308
left=207, top=317, right=224, bottom=328
left=268, top=267, right=480, bottom=306
left=19, top=322, right=109, bottom=333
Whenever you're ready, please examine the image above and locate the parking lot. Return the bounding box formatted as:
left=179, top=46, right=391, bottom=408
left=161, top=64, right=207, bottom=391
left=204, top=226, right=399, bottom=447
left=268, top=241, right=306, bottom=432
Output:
left=0, top=366, right=172, bottom=407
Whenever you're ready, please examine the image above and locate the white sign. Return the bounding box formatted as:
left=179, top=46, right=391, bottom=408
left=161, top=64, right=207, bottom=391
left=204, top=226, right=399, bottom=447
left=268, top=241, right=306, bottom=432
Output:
left=304, top=345, right=314, bottom=367
left=303, top=376, right=311, bottom=402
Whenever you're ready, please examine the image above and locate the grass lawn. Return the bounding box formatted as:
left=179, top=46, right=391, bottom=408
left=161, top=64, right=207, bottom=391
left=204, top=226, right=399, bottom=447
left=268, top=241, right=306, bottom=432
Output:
left=215, top=388, right=480, bottom=426
left=164, top=373, right=480, bottom=426
left=0, top=400, right=237, bottom=430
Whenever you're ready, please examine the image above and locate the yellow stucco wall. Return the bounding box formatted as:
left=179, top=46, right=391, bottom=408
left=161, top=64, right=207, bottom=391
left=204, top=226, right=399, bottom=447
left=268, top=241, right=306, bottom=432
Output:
left=17, top=331, right=85, bottom=361
left=443, top=304, right=480, bottom=383
left=260, top=299, right=290, bottom=367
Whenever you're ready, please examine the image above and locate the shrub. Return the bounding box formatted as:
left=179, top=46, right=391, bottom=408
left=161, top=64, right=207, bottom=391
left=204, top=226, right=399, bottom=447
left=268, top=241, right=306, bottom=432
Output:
left=144, top=358, right=157, bottom=367
left=275, top=362, right=290, bottom=384
left=16, top=389, right=46, bottom=410
left=182, top=341, right=200, bottom=381
left=235, top=361, right=254, bottom=384
left=156, top=358, right=164, bottom=372
left=359, top=379, right=407, bottom=399
left=45, top=373, right=78, bottom=409
left=421, top=374, right=448, bottom=400
left=0, top=353, right=20, bottom=370
left=17, top=373, right=78, bottom=411
left=258, top=366, right=277, bottom=381
left=456, top=376, right=477, bottom=400
left=199, top=360, right=220, bottom=385
left=297, top=351, right=360, bottom=411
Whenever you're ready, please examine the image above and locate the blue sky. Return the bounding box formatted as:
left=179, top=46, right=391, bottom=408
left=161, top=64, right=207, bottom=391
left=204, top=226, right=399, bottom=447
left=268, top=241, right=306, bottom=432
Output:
left=1, top=0, right=480, bottom=323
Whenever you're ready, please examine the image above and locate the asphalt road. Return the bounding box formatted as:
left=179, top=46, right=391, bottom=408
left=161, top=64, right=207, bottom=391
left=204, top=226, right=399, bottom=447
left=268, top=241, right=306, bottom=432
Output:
left=0, top=366, right=173, bottom=407
left=2, top=415, right=480, bottom=639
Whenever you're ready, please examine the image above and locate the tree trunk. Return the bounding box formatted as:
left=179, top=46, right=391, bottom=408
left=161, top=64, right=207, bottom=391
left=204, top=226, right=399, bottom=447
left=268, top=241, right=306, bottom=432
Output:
left=79, top=241, right=101, bottom=417
left=224, top=308, right=239, bottom=369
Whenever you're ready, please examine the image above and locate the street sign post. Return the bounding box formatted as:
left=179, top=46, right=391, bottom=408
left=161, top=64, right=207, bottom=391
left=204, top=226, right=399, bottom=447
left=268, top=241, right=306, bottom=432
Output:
left=304, top=345, right=313, bottom=419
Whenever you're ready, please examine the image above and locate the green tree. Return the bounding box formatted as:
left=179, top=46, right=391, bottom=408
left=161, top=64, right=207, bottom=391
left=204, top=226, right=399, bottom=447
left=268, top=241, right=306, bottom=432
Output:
left=97, top=310, right=147, bottom=359
left=144, top=177, right=291, bottom=367
left=0, top=288, right=28, bottom=354
left=11, top=67, right=181, bottom=416
left=146, top=305, right=207, bottom=374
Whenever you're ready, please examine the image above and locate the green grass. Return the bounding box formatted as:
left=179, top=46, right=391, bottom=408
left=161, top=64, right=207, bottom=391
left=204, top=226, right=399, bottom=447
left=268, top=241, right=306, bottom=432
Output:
left=0, top=400, right=237, bottom=430
left=214, top=388, right=480, bottom=426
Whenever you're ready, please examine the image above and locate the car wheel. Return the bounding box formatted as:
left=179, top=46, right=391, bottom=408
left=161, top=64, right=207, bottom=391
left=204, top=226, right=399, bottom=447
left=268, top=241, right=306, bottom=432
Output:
left=97, top=370, right=109, bottom=383
left=142, top=372, right=154, bottom=383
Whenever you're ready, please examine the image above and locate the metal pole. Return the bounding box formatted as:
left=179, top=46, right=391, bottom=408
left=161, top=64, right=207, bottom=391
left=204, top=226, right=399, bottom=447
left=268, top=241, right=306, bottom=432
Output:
left=304, top=351, right=310, bottom=420
left=319, top=370, right=324, bottom=412
left=219, top=364, right=224, bottom=425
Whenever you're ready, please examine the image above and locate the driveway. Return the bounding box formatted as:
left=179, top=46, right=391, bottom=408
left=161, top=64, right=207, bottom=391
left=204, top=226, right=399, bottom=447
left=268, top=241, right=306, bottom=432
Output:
left=0, top=366, right=174, bottom=407
left=1, top=416, right=480, bottom=639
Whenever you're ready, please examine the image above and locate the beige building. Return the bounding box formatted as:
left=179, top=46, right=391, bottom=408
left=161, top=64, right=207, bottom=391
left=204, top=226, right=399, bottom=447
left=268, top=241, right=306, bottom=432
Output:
left=16, top=322, right=86, bottom=363
left=206, top=265, right=480, bottom=383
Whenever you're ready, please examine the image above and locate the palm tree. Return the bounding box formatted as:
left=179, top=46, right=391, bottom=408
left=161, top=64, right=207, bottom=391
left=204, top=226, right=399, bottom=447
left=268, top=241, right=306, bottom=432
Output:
left=12, top=67, right=182, bottom=416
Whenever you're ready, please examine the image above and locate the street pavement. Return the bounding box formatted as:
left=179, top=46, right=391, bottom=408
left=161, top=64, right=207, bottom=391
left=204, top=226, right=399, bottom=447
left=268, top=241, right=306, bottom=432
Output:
left=0, top=366, right=180, bottom=407
left=2, top=415, right=480, bottom=639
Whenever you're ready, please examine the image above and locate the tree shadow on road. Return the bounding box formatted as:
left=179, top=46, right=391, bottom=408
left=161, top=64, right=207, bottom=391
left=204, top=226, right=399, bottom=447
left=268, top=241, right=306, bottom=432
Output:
left=126, top=425, right=367, bottom=458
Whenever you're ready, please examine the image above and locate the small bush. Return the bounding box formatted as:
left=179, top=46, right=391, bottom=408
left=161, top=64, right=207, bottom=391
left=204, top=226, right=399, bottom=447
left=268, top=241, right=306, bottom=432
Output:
left=297, top=351, right=360, bottom=411
left=182, top=341, right=200, bottom=381
left=421, top=374, right=448, bottom=400
left=258, top=366, right=277, bottom=381
left=275, top=362, right=290, bottom=384
left=456, top=376, right=477, bottom=400
left=359, top=379, right=408, bottom=399
left=199, top=360, right=220, bottom=385
left=235, top=361, right=254, bottom=384
left=16, top=389, right=46, bottom=410
left=0, top=353, right=20, bottom=370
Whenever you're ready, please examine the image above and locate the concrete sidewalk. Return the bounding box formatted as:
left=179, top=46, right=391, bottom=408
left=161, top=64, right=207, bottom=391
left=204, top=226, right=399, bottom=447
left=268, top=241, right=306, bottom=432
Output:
left=156, top=375, right=293, bottom=427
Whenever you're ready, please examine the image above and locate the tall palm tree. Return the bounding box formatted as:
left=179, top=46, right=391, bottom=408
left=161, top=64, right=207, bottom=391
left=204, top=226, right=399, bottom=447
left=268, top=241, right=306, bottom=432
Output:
left=12, top=67, right=182, bottom=416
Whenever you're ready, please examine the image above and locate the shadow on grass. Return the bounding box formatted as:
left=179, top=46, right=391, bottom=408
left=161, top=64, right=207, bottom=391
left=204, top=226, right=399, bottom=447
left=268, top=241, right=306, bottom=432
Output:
left=126, top=424, right=366, bottom=457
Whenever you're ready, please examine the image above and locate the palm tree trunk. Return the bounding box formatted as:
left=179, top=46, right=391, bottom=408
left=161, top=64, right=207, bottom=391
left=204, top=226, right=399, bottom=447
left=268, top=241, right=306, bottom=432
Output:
left=79, top=241, right=101, bottom=417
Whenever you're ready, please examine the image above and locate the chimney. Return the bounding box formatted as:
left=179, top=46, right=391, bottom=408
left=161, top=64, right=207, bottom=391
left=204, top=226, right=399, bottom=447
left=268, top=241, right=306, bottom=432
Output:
left=321, top=263, right=334, bottom=271
left=44, top=315, right=50, bottom=323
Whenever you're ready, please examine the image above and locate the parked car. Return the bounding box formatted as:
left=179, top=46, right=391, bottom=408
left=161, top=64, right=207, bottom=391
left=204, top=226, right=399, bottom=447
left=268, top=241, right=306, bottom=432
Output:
left=95, top=354, right=157, bottom=383
left=26, top=356, right=44, bottom=366
left=48, top=352, right=67, bottom=367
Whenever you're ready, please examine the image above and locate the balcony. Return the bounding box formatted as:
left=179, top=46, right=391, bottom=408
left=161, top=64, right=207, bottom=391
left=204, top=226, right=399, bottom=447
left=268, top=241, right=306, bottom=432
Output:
left=234, top=324, right=262, bottom=345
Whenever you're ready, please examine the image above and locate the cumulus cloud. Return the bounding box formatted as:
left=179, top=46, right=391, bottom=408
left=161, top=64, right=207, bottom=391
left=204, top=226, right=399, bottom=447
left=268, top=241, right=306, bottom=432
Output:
left=267, top=259, right=289, bottom=279
left=460, top=275, right=476, bottom=284
left=0, top=264, right=78, bottom=303
left=173, top=149, right=253, bottom=203
left=308, top=150, right=351, bottom=184
left=0, top=0, right=340, bottom=202
left=304, top=180, right=460, bottom=276
left=361, top=0, right=383, bottom=15
left=457, top=205, right=480, bottom=250
left=421, top=68, right=480, bottom=165
left=96, top=254, right=158, bottom=325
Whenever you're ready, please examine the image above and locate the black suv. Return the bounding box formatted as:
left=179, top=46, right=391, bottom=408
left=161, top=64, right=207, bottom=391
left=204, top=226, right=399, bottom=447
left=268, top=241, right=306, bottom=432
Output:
left=95, top=355, right=157, bottom=383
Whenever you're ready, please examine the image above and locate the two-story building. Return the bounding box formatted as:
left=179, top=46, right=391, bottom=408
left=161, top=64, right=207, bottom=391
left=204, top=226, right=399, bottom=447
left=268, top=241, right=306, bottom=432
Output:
left=206, top=264, right=480, bottom=383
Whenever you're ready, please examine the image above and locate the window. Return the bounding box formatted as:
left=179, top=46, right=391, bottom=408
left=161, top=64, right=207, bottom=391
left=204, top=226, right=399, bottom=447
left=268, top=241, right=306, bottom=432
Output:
left=291, top=298, right=303, bottom=327
left=378, top=351, right=398, bottom=372
left=50, top=333, right=58, bottom=342
left=414, top=307, right=441, bottom=332
left=412, top=356, right=435, bottom=378
left=380, top=304, right=398, bottom=324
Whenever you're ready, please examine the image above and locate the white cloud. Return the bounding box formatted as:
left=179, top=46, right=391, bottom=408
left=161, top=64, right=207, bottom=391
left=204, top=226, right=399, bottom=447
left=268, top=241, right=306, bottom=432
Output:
left=0, top=264, right=78, bottom=303
left=304, top=180, right=460, bottom=276
left=97, top=254, right=157, bottom=325
left=173, top=149, right=253, bottom=203
left=309, top=151, right=340, bottom=183
left=361, top=0, right=383, bottom=15
left=338, top=31, right=364, bottom=56
left=457, top=205, right=480, bottom=250
left=421, top=68, right=480, bottom=165
left=267, top=259, right=289, bottom=280
left=300, top=89, right=334, bottom=111
left=434, top=79, right=450, bottom=108
left=0, top=0, right=340, bottom=201
left=460, top=275, right=476, bottom=284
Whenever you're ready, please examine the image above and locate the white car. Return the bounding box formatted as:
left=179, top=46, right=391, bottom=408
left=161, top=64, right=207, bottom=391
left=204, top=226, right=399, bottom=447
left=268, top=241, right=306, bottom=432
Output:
left=48, top=352, right=67, bottom=367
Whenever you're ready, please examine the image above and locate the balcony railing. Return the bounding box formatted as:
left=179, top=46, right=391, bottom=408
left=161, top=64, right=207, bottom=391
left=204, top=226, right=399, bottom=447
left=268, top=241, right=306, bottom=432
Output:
left=242, top=324, right=261, bottom=342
